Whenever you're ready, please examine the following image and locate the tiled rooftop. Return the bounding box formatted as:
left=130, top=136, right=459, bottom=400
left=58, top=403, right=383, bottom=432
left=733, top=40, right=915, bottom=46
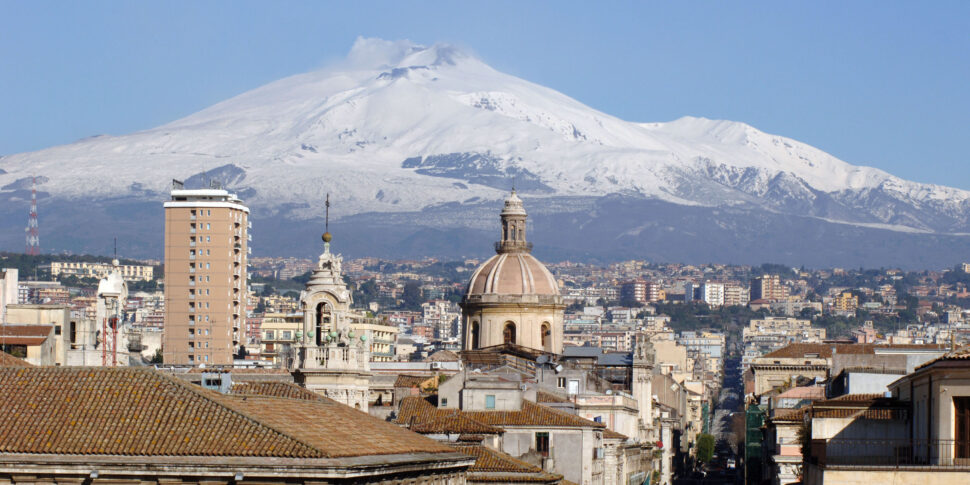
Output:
left=603, top=428, right=628, bottom=440
left=397, top=396, right=504, bottom=435
left=454, top=443, right=563, bottom=483
left=770, top=407, right=808, bottom=423
left=761, top=342, right=946, bottom=359
left=230, top=380, right=322, bottom=401
left=0, top=367, right=456, bottom=458
left=0, top=351, right=32, bottom=367
left=395, top=374, right=434, bottom=389
left=536, top=390, right=571, bottom=403
left=464, top=401, right=606, bottom=429
left=0, top=324, right=53, bottom=346
left=810, top=394, right=908, bottom=420
left=914, top=344, right=970, bottom=370
left=774, top=386, right=826, bottom=400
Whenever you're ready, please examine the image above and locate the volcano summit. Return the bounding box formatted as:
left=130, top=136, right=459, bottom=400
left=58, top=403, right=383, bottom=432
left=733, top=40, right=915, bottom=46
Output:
left=1, top=38, right=968, bottom=267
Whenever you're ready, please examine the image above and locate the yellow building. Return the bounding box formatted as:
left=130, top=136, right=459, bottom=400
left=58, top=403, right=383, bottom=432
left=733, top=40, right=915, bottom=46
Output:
left=260, top=312, right=302, bottom=366
left=832, top=292, right=859, bottom=314
left=349, top=316, right=399, bottom=362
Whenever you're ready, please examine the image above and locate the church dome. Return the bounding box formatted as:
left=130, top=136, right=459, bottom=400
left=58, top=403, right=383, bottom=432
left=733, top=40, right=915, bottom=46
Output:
left=467, top=252, right=559, bottom=297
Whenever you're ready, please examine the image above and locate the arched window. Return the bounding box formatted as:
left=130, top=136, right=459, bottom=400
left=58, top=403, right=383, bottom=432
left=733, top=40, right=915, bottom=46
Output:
left=503, top=322, right=516, bottom=345
left=470, top=321, right=480, bottom=349
left=541, top=323, right=552, bottom=352
left=315, top=302, right=331, bottom=346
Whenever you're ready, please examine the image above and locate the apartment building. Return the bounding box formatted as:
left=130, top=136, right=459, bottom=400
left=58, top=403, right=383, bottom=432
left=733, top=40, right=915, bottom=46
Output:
left=163, top=186, right=249, bottom=365
left=619, top=279, right=662, bottom=304
left=50, top=261, right=154, bottom=282
left=686, top=282, right=725, bottom=306
left=723, top=283, right=750, bottom=306
left=751, top=274, right=788, bottom=302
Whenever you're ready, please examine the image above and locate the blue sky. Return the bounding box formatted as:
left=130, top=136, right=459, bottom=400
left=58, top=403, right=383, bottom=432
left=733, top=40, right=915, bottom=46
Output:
left=1, top=1, right=968, bottom=188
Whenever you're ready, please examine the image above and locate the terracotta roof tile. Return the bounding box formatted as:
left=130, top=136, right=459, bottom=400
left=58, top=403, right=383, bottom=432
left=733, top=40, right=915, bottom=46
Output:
left=536, top=390, right=571, bottom=403
left=0, top=336, right=48, bottom=346
left=0, top=367, right=455, bottom=458
left=774, top=386, right=826, bottom=400
left=397, top=396, right=504, bottom=435
left=186, top=367, right=290, bottom=374
left=0, top=324, right=53, bottom=337
left=770, top=407, right=808, bottom=423
left=810, top=394, right=908, bottom=420
left=761, top=343, right=945, bottom=359
left=395, top=374, right=434, bottom=388
left=454, top=443, right=563, bottom=483
left=915, top=344, right=970, bottom=370
left=0, top=351, right=32, bottom=367
left=603, top=428, right=628, bottom=440
left=464, top=401, right=606, bottom=429
left=230, top=381, right=322, bottom=401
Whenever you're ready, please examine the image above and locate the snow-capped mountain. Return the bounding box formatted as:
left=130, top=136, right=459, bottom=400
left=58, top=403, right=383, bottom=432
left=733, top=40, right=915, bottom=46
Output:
left=1, top=38, right=968, bottom=267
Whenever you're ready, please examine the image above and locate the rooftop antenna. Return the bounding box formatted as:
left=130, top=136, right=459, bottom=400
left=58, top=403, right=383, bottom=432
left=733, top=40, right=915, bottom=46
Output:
left=113, top=237, right=117, bottom=258
left=25, top=176, right=39, bottom=256
left=321, top=193, right=332, bottom=254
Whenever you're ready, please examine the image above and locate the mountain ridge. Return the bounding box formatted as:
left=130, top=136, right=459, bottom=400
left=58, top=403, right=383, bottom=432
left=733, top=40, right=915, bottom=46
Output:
left=1, top=37, right=968, bottom=266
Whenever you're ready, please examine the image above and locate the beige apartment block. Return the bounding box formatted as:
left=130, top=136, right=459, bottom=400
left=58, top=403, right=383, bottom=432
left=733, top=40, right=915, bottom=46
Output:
left=163, top=187, right=248, bottom=365
left=50, top=261, right=154, bottom=282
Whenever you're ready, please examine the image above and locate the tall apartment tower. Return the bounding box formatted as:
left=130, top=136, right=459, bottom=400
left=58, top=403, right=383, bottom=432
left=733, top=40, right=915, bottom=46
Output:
left=750, top=274, right=787, bottom=302
left=163, top=184, right=249, bottom=365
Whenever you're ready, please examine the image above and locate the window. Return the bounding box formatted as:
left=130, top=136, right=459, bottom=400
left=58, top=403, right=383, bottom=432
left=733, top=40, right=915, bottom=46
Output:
left=957, top=397, right=970, bottom=458
left=503, top=322, right=516, bottom=344
left=557, top=377, right=566, bottom=388
left=265, top=331, right=275, bottom=340
left=206, top=236, right=210, bottom=242
left=54, top=325, right=61, bottom=335
left=441, top=398, right=448, bottom=407
left=282, top=331, right=292, bottom=340
left=206, top=223, right=210, bottom=230
left=594, top=416, right=603, bottom=423
left=567, top=379, right=580, bottom=395
left=485, top=395, right=496, bottom=409
left=536, top=432, right=550, bottom=457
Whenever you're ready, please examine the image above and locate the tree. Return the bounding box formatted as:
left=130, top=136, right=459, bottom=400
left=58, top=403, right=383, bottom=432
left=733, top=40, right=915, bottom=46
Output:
left=402, top=281, right=423, bottom=310
left=696, top=433, right=716, bottom=464
left=149, top=348, right=163, bottom=364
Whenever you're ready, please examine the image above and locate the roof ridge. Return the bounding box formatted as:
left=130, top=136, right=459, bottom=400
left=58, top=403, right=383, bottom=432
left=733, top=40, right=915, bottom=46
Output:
left=523, top=400, right=605, bottom=428
left=147, top=368, right=330, bottom=457
left=456, top=443, right=545, bottom=473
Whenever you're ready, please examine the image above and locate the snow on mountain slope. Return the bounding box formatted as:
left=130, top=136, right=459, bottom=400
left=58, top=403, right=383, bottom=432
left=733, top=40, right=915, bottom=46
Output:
left=1, top=37, right=968, bottom=234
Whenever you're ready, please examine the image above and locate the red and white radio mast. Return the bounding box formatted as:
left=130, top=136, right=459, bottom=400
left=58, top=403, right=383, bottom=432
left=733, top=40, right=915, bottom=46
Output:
left=25, top=177, right=39, bottom=255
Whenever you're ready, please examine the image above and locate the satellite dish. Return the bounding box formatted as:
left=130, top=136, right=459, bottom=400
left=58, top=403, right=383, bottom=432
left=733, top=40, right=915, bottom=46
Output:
left=554, top=364, right=564, bottom=373
left=536, top=355, right=549, bottom=365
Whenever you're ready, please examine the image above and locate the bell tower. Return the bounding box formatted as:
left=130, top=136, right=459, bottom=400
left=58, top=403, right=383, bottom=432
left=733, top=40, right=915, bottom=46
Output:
left=292, top=195, right=371, bottom=410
